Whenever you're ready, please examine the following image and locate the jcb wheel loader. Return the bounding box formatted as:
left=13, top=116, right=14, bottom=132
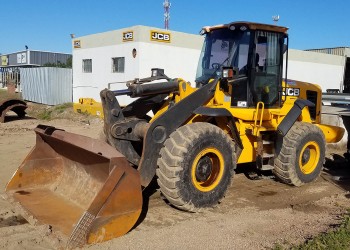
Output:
left=5, top=21, right=345, bottom=248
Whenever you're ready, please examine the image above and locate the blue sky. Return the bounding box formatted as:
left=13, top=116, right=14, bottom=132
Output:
left=0, top=0, right=349, bottom=54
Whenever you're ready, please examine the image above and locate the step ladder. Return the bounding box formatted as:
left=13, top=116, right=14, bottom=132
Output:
left=253, top=102, right=275, bottom=171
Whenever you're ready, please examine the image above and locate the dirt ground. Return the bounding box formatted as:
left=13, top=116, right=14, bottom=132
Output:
left=1, top=113, right=350, bottom=250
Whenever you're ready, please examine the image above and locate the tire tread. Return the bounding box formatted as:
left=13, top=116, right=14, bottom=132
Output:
left=273, top=121, right=325, bottom=186
left=157, top=122, right=236, bottom=212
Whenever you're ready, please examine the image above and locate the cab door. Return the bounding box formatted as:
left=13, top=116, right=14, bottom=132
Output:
left=250, top=31, right=284, bottom=107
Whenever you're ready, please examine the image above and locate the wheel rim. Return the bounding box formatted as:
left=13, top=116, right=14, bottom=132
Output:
left=299, top=141, right=320, bottom=174
left=191, top=147, right=224, bottom=192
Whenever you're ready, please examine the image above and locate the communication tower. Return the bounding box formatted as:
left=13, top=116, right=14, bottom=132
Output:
left=164, top=0, right=171, bottom=30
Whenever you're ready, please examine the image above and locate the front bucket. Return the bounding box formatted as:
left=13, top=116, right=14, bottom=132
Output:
left=5, top=125, right=142, bottom=248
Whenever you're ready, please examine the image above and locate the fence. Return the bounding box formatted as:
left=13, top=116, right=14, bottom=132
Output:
left=20, top=67, right=72, bottom=105
left=0, top=68, right=20, bottom=88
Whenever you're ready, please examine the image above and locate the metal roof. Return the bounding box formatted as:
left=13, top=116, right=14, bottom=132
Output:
left=305, top=47, right=350, bottom=57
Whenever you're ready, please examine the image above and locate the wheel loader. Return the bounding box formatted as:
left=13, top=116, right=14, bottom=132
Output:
left=5, top=21, right=345, bottom=248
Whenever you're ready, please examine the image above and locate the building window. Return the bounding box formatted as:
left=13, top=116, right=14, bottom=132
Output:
left=82, top=59, right=92, bottom=73
left=112, top=57, right=125, bottom=73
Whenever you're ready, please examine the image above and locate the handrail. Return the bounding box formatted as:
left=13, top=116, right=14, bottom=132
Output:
left=253, top=101, right=265, bottom=136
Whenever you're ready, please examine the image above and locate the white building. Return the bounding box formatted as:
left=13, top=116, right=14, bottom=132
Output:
left=72, top=25, right=350, bottom=109
left=72, top=25, right=203, bottom=105
left=287, top=47, right=350, bottom=93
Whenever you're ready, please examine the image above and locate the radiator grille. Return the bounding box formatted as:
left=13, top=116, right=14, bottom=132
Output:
left=306, top=90, right=318, bottom=120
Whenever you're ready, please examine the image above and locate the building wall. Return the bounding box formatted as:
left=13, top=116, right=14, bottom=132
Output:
left=30, top=51, right=71, bottom=66
left=1, top=50, right=71, bottom=67
left=73, top=25, right=202, bottom=50
left=73, top=42, right=141, bottom=104
left=138, top=42, right=200, bottom=83
left=72, top=26, right=203, bottom=105
left=73, top=42, right=201, bottom=104
left=7, top=51, right=28, bottom=66
left=286, top=49, right=346, bottom=92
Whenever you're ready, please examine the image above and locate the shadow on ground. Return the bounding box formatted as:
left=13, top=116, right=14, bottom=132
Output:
left=3, top=115, right=35, bottom=123
left=323, top=153, right=350, bottom=194
left=131, top=178, right=160, bottom=230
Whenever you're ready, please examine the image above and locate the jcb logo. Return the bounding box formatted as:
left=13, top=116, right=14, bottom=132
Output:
left=284, top=88, right=300, bottom=96
left=123, top=31, right=133, bottom=42
left=150, top=31, right=171, bottom=43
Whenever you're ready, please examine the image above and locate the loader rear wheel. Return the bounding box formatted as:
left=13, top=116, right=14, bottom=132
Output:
left=156, top=123, right=236, bottom=212
left=273, top=122, right=325, bottom=186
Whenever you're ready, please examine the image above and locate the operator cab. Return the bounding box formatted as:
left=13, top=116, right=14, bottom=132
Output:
left=195, top=21, right=288, bottom=108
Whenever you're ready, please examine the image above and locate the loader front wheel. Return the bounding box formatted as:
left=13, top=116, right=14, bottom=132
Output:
left=156, top=123, right=236, bottom=212
left=274, top=122, right=325, bottom=186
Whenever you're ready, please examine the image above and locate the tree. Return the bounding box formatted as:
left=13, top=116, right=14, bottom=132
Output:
left=43, top=56, right=72, bottom=68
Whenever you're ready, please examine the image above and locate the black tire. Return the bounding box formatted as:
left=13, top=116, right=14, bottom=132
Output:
left=274, top=122, right=325, bottom=186
left=156, top=122, right=236, bottom=212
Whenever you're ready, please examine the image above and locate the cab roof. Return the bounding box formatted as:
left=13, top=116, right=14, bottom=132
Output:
left=201, top=21, right=288, bottom=34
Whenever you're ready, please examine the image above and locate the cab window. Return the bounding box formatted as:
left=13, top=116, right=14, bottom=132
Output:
left=252, top=31, right=282, bottom=106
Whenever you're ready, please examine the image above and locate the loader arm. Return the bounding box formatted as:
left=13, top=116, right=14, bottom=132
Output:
left=100, top=80, right=180, bottom=166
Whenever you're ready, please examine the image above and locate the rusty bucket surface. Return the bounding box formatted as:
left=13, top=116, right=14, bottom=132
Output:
left=5, top=125, right=142, bottom=248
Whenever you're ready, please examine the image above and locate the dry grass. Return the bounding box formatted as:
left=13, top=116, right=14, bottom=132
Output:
left=0, top=89, right=100, bottom=123
left=26, top=102, right=100, bottom=124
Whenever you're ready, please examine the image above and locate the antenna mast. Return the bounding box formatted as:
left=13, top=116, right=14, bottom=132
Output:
left=163, top=0, right=171, bottom=30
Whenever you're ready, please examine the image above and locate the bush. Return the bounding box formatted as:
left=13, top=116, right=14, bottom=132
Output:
left=274, top=211, right=350, bottom=250
left=27, top=103, right=74, bottom=121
